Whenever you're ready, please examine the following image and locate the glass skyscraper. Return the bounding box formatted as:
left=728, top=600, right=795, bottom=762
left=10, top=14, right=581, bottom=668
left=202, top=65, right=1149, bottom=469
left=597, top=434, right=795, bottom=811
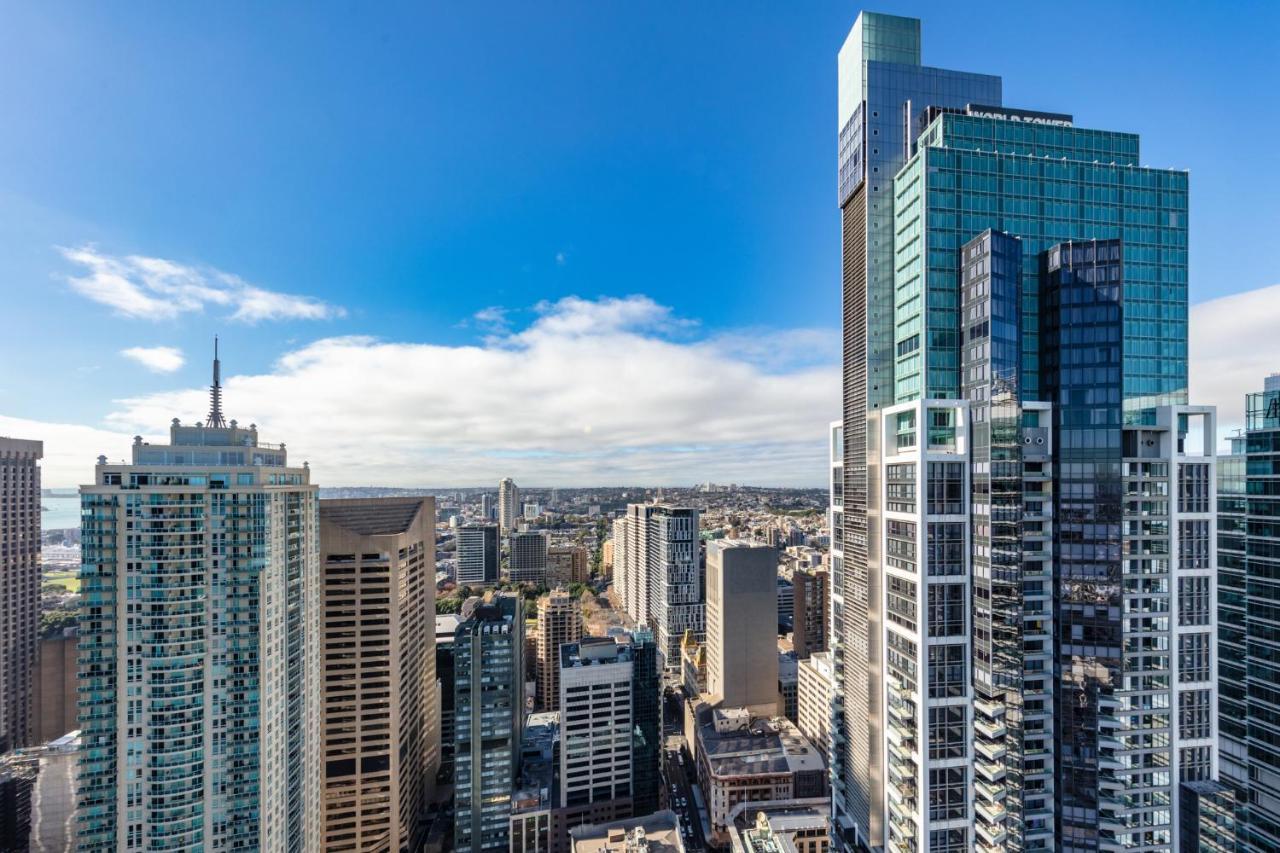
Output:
left=76, top=350, right=321, bottom=851
left=835, top=11, right=1218, bottom=853
left=454, top=592, right=524, bottom=853
left=1219, top=375, right=1280, bottom=851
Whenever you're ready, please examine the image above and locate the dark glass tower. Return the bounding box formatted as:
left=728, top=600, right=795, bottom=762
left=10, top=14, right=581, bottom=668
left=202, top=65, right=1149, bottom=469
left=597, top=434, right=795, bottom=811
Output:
left=1042, top=239, right=1126, bottom=848
left=1219, top=376, right=1280, bottom=850
left=629, top=627, right=662, bottom=817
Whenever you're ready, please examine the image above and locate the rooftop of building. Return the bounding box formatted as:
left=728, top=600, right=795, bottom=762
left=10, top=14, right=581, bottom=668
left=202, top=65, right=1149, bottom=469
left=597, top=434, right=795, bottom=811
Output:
left=710, top=538, right=775, bottom=551
left=435, top=614, right=463, bottom=642
left=513, top=712, right=559, bottom=814
left=562, top=635, right=634, bottom=669
left=695, top=705, right=824, bottom=779
left=458, top=593, right=521, bottom=633
left=727, top=799, right=832, bottom=853
left=569, top=810, right=685, bottom=853
left=320, top=497, right=429, bottom=536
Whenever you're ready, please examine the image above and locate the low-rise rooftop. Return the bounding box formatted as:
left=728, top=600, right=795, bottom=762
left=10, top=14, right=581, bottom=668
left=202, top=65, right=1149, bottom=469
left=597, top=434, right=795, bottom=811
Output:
left=696, top=706, right=824, bottom=778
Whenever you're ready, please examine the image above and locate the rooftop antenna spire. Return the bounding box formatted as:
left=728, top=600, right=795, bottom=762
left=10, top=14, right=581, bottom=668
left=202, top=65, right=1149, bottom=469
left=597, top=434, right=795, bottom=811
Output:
left=206, top=336, right=227, bottom=428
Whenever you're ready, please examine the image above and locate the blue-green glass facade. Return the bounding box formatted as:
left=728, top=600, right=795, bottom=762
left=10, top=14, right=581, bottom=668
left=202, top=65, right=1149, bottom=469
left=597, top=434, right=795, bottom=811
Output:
left=835, top=14, right=1000, bottom=850
left=892, top=113, right=1188, bottom=420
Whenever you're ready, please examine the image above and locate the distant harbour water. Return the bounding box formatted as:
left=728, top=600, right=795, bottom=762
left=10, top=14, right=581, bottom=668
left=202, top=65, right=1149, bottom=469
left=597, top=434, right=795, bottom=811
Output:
left=42, top=490, right=80, bottom=531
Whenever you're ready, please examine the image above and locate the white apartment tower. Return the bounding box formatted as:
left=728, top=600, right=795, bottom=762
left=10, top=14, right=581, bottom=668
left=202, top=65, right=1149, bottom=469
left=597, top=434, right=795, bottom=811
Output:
left=614, top=504, right=702, bottom=668
left=498, top=478, right=520, bottom=533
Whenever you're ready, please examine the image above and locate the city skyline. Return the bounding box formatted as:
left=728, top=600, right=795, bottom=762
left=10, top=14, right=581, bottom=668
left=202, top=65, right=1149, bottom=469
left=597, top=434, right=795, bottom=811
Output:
left=9, top=6, right=1278, bottom=853
left=1, top=1, right=1277, bottom=489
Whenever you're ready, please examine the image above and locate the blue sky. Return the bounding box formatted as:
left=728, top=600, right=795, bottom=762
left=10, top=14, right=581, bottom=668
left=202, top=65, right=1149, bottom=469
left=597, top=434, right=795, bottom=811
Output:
left=1, top=1, right=1277, bottom=486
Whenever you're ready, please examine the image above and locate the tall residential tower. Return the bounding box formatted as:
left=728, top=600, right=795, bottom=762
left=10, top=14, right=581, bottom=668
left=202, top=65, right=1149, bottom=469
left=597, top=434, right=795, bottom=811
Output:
left=614, top=504, right=702, bottom=667
left=77, top=350, right=322, bottom=851
left=0, top=437, right=41, bottom=753
left=499, top=478, right=521, bottom=533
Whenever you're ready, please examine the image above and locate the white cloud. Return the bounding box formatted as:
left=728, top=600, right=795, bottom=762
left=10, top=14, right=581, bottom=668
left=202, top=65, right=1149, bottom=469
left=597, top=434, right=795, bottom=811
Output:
left=472, top=305, right=511, bottom=334
left=17, top=282, right=1276, bottom=488
left=83, top=295, right=837, bottom=488
left=58, top=245, right=345, bottom=323
left=121, top=346, right=185, bottom=374
left=1190, top=283, right=1280, bottom=446
left=555, top=251, right=567, bottom=266
left=0, top=415, right=142, bottom=489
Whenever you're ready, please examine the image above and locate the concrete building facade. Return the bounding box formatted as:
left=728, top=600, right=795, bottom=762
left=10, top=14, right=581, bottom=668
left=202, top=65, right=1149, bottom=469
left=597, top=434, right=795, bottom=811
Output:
left=705, top=540, right=779, bottom=714
left=692, top=707, right=827, bottom=846
left=0, top=437, right=41, bottom=753
left=536, top=589, right=583, bottom=712
left=548, top=545, right=589, bottom=586
left=796, top=651, right=834, bottom=765
left=30, top=631, right=78, bottom=746
left=790, top=567, right=829, bottom=660
left=559, top=638, right=634, bottom=809
left=318, top=497, right=437, bottom=853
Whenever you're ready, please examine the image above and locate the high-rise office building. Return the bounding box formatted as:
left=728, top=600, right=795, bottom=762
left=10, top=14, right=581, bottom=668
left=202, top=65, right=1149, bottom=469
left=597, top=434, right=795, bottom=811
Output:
left=77, top=349, right=322, bottom=851
left=535, top=588, right=583, bottom=711
left=455, top=592, right=525, bottom=853
left=457, top=522, right=500, bottom=586
left=0, top=437, right=41, bottom=753
left=319, top=497, right=438, bottom=852
left=615, top=504, right=702, bottom=667
left=791, top=566, right=829, bottom=660
left=558, top=638, right=634, bottom=809
left=436, top=614, right=462, bottom=774
left=499, top=478, right=521, bottom=532
left=510, top=530, right=549, bottom=585
left=705, top=540, right=779, bottom=713
left=833, top=12, right=1215, bottom=852
left=481, top=493, right=495, bottom=522
left=1219, top=375, right=1280, bottom=850
left=629, top=627, right=662, bottom=819
left=833, top=18, right=1000, bottom=845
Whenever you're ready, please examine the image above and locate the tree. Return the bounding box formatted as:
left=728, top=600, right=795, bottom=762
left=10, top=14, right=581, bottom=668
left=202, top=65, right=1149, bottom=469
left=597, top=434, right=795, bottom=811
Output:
left=436, top=598, right=462, bottom=615
left=40, top=609, right=78, bottom=638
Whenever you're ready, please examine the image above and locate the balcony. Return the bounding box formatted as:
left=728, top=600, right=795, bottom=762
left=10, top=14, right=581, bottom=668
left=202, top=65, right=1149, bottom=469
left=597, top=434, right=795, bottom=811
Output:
left=975, top=737, right=1007, bottom=762
left=975, top=757, right=1006, bottom=783
left=975, top=716, right=1006, bottom=740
